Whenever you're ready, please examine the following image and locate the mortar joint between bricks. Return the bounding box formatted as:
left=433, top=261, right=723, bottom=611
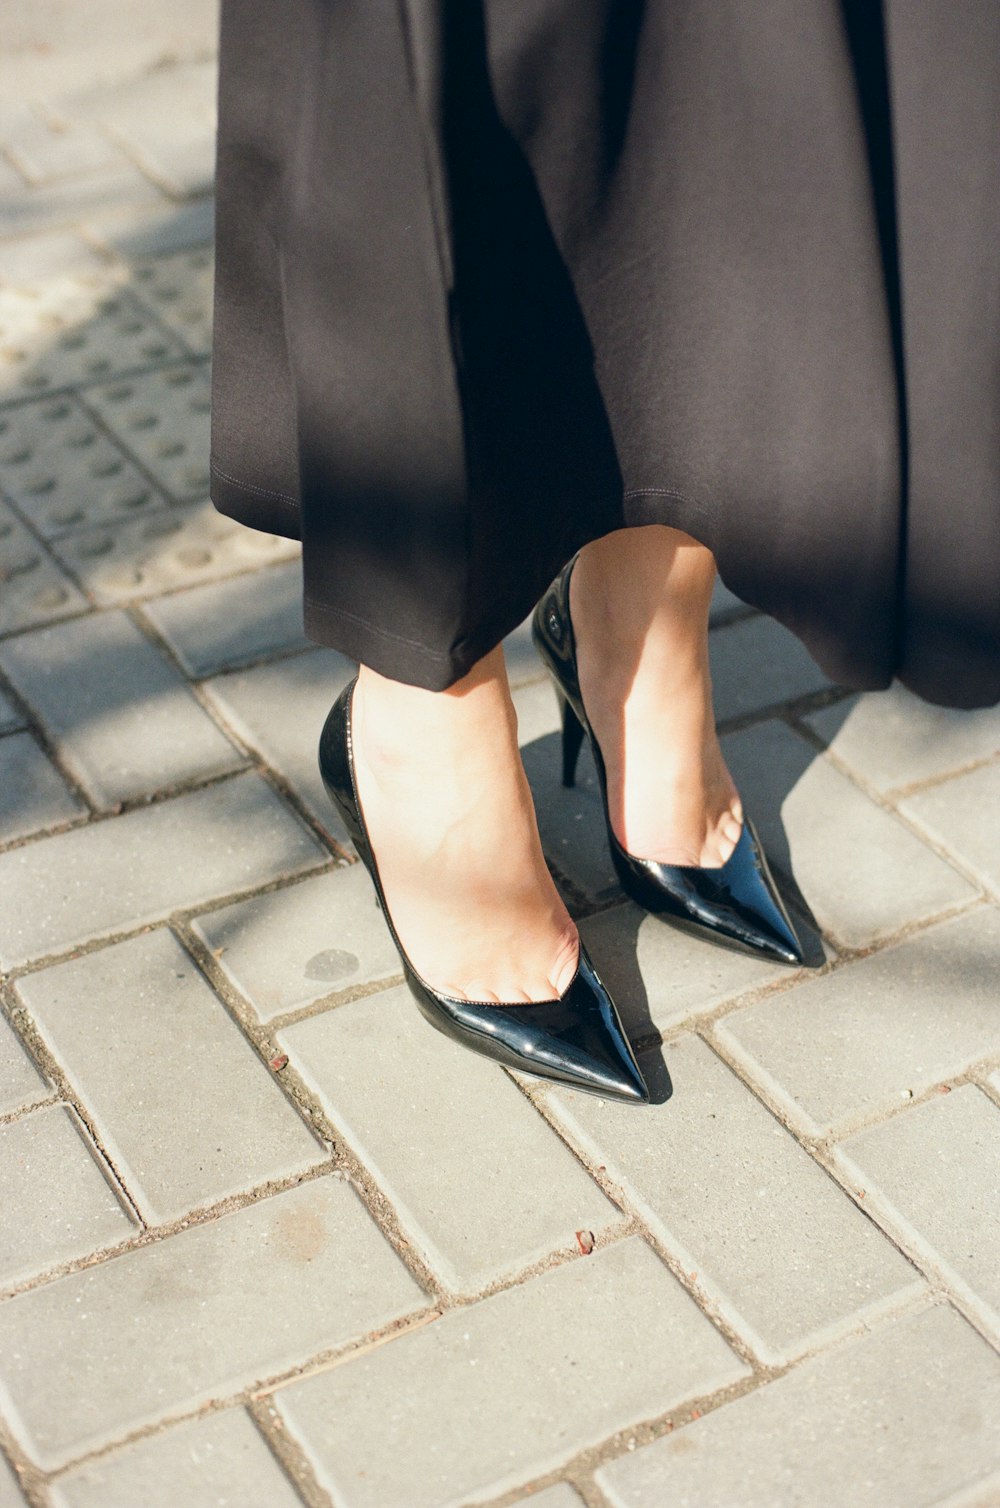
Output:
left=243, top=1396, right=334, bottom=1508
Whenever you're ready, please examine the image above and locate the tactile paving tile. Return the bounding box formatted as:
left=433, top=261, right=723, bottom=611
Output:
left=81, top=363, right=212, bottom=501
left=0, top=498, right=88, bottom=636
left=50, top=498, right=299, bottom=605
left=129, top=247, right=214, bottom=355
left=0, top=272, right=188, bottom=402
left=0, top=394, right=164, bottom=538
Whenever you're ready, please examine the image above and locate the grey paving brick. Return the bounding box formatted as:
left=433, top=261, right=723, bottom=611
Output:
left=902, top=762, right=1000, bottom=895
left=515, top=680, right=620, bottom=902
left=0, top=770, right=324, bottom=968
left=0, top=688, right=24, bottom=733
left=87, top=197, right=215, bottom=263
left=0, top=1012, right=48, bottom=1116
left=716, top=907, right=1000, bottom=1136
left=0, top=730, right=83, bottom=842
left=596, top=1303, right=1000, bottom=1508
left=0, top=1177, right=426, bottom=1470
left=80, top=362, right=211, bottom=501
left=1, top=161, right=164, bottom=249
left=0, top=275, right=184, bottom=400
left=128, top=245, right=214, bottom=354
left=17, top=931, right=325, bottom=1224
left=722, top=720, right=975, bottom=948
left=0, top=392, right=165, bottom=538
left=0, top=232, right=108, bottom=289
left=0, top=499, right=87, bottom=636
left=279, top=985, right=619, bottom=1292
left=0, top=1104, right=133, bottom=1287
left=275, top=1237, right=747, bottom=1508
left=807, top=686, right=1000, bottom=794
left=51, top=498, right=298, bottom=607
left=50, top=1408, right=303, bottom=1508
left=202, top=650, right=357, bottom=841
left=192, top=866, right=399, bottom=1023
left=709, top=613, right=832, bottom=724
left=0, top=609, right=242, bottom=807
left=547, top=1034, right=920, bottom=1363
left=141, top=558, right=308, bottom=678
left=579, top=902, right=795, bottom=1039
left=0, top=1452, right=28, bottom=1508
left=836, top=1086, right=1000, bottom=1341
left=5, top=117, right=125, bottom=185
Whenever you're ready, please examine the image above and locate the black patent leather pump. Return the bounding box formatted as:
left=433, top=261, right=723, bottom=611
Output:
left=531, top=559, right=804, bottom=966
left=317, top=680, right=650, bottom=1103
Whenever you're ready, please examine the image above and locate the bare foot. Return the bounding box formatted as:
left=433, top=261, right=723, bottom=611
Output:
left=350, top=649, right=579, bottom=1003
left=569, top=526, right=742, bottom=868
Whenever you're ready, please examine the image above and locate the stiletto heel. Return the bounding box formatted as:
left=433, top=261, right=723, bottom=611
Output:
left=559, top=690, right=586, bottom=788
left=532, top=558, right=804, bottom=966
left=318, top=680, right=650, bottom=1103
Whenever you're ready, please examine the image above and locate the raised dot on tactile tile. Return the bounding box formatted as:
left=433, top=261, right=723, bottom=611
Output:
left=23, top=372, right=51, bottom=388
left=1, top=446, right=32, bottom=465
left=2, top=553, right=40, bottom=576
left=166, top=368, right=194, bottom=386
left=51, top=505, right=85, bottom=526
left=104, top=384, right=133, bottom=401
left=97, top=298, right=121, bottom=315
left=134, top=266, right=155, bottom=281
left=129, top=411, right=159, bottom=429
left=58, top=332, right=86, bottom=350
left=67, top=430, right=96, bottom=449
left=117, top=319, right=143, bottom=335
left=1, top=348, right=27, bottom=363
left=304, top=949, right=360, bottom=985
left=24, top=475, right=56, bottom=495
left=189, top=396, right=211, bottom=414
left=89, top=457, right=125, bottom=478
left=153, top=439, right=185, bottom=458
left=33, top=584, right=69, bottom=609
left=85, top=357, right=113, bottom=375
left=181, top=466, right=210, bottom=489
left=105, top=566, right=143, bottom=590
left=110, top=487, right=151, bottom=510
left=157, top=287, right=182, bottom=303
left=175, top=546, right=212, bottom=569
left=74, top=534, right=114, bottom=558
left=141, top=342, right=169, bottom=359
left=143, top=516, right=182, bottom=538
left=42, top=402, right=71, bottom=421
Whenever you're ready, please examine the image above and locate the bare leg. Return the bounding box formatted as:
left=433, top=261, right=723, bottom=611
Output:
left=351, top=646, right=578, bottom=1003
left=569, top=524, right=743, bottom=867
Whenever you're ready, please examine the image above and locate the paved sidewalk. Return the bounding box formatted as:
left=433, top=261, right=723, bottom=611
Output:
left=2, top=10, right=1000, bottom=1506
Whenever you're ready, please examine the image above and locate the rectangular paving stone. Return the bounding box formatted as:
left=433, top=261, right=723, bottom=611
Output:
left=580, top=902, right=798, bottom=1040
left=72, top=60, right=218, bottom=198
left=0, top=231, right=107, bottom=288
left=202, top=650, right=357, bottom=842
left=0, top=391, right=168, bottom=539
left=0, top=499, right=87, bottom=636
left=0, top=1177, right=426, bottom=1470
left=128, top=245, right=214, bottom=353
left=902, top=762, right=1000, bottom=896
left=275, top=1237, right=747, bottom=1508
left=88, top=197, right=215, bottom=263
left=0, top=730, right=84, bottom=843
left=722, top=720, right=975, bottom=949
left=51, top=498, right=299, bottom=607
left=546, top=1034, right=920, bottom=1364
left=836, top=1086, right=1000, bottom=1342
left=0, top=1104, right=133, bottom=1287
left=192, top=866, right=399, bottom=1023
left=0, top=165, right=165, bottom=273
left=807, top=686, right=1000, bottom=795
left=16, top=931, right=325, bottom=1224
left=716, top=907, right=1000, bottom=1136
left=596, top=1303, right=1000, bottom=1508
left=4, top=115, right=125, bottom=185
left=0, top=276, right=184, bottom=400
left=141, top=558, right=308, bottom=678
left=50, top=1408, right=303, bottom=1508
left=0, top=688, right=24, bottom=733
left=0, top=610, right=243, bottom=807
left=0, top=1013, right=48, bottom=1116
left=0, top=770, right=325, bottom=968
left=709, top=614, right=832, bottom=724
left=279, top=984, right=620, bottom=1291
